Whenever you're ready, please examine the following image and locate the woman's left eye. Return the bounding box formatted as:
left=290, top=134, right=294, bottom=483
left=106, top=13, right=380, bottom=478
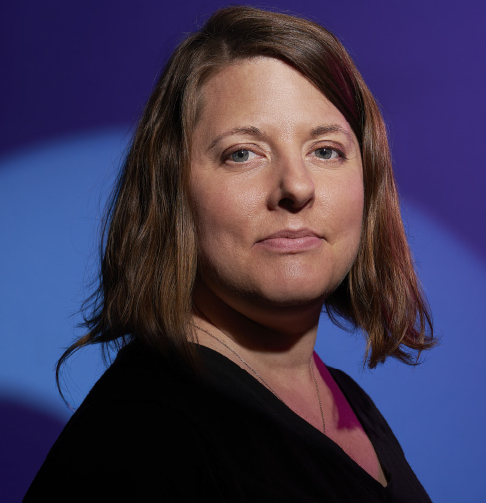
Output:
left=314, top=147, right=340, bottom=160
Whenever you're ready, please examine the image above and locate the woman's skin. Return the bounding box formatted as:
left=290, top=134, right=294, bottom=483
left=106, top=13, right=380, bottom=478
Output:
left=190, top=57, right=387, bottom=486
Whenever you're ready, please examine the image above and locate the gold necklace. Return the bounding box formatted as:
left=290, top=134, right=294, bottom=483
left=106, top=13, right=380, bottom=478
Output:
left=194, top=324, right=326, bottom=434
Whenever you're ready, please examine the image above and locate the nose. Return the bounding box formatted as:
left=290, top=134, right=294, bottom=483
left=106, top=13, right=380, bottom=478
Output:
left=269, top=155, right=315, bottom=212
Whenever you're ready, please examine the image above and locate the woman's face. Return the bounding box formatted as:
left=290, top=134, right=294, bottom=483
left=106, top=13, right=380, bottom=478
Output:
left=189, top=57, right=363, bottom=318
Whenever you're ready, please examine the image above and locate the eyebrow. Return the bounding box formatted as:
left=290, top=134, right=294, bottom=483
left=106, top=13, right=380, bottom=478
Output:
left=208, top=126, right=264, bottom=151
left=310, top=123, right=354, bottom=142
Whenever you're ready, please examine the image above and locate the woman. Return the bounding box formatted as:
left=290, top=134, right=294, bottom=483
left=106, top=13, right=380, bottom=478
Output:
left=25, top=6, right=435, bottom=502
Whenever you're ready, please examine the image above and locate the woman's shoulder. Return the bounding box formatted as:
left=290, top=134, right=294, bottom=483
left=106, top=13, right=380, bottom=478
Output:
left=24, top=342, right=224, bottom=501
left=59, top=341, right=208, bottom=436
left=24, top=400, right=222, bottom=501
left=55, top=340, right=205, bottom=438
left=79, top=340, right=189, bottom=402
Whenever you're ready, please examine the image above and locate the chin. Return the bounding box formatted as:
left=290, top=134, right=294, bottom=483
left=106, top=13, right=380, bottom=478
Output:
left=250, top=281, right=334, bottom=309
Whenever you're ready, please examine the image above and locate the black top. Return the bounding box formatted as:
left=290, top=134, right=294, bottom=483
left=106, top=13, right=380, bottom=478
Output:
left=24, top=341, right=431, bottom=502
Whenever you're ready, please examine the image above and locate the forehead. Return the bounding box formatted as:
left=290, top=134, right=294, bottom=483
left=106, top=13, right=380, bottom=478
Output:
left=193, top=57, right=355, bottom=144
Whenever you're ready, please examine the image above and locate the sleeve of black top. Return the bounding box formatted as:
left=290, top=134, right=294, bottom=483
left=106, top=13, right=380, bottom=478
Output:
left=23, top=401, right=226, bottom=502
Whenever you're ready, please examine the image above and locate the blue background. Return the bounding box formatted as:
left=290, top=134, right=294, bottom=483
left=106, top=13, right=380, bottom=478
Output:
left=1, top=1, right=485, bottom=501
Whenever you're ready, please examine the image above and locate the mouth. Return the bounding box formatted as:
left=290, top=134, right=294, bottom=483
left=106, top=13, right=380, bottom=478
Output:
left=256, top=229, right=322, bottom=252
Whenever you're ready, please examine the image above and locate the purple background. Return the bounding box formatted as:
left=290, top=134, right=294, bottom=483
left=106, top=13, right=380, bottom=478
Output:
left=1, top=1, right=485, bottom=501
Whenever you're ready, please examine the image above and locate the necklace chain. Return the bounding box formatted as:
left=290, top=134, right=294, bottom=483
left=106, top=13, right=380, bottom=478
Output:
left=194, top=324, right=326, bottom=434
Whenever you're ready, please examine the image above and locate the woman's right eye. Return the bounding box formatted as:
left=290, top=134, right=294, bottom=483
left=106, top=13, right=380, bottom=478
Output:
left=222, top=147, right=261, bottom=165
left=230, top=149, right=251, bottom=162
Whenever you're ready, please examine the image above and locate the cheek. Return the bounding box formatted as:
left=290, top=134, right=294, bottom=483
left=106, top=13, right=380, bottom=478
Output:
left=190, top=176, right=262, bottom=256
left=341, top=182, right=364, bottom=234
left=317, top=175, right=364, bottom=268
left=320, top=174, right=363, bottom=227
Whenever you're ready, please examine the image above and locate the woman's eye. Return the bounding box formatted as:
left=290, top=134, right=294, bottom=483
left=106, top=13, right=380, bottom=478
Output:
left=230, top=149, right=251, bottom=162
left=224, top=148, right=260, bottom=165
left=314, top=147, right=339, bottom=160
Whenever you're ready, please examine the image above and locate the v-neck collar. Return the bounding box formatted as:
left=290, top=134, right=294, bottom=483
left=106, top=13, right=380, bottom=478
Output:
left=198, top=344, right=391, bottom=498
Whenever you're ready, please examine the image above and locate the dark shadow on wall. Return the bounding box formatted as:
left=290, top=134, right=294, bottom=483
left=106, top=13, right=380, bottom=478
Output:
left=0, top=398, right=67, bottom=502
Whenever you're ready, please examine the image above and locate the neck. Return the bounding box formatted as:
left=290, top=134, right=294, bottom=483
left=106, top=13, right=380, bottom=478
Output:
left=192, top=280, right=323, bottom=377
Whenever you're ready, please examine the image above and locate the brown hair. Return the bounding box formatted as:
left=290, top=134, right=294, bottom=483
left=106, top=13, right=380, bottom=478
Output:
left=57, top=5, right=434, bottom=392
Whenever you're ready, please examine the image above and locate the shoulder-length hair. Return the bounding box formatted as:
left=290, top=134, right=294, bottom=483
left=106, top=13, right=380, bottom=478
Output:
left=58, top=5, right=434, bottom=388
